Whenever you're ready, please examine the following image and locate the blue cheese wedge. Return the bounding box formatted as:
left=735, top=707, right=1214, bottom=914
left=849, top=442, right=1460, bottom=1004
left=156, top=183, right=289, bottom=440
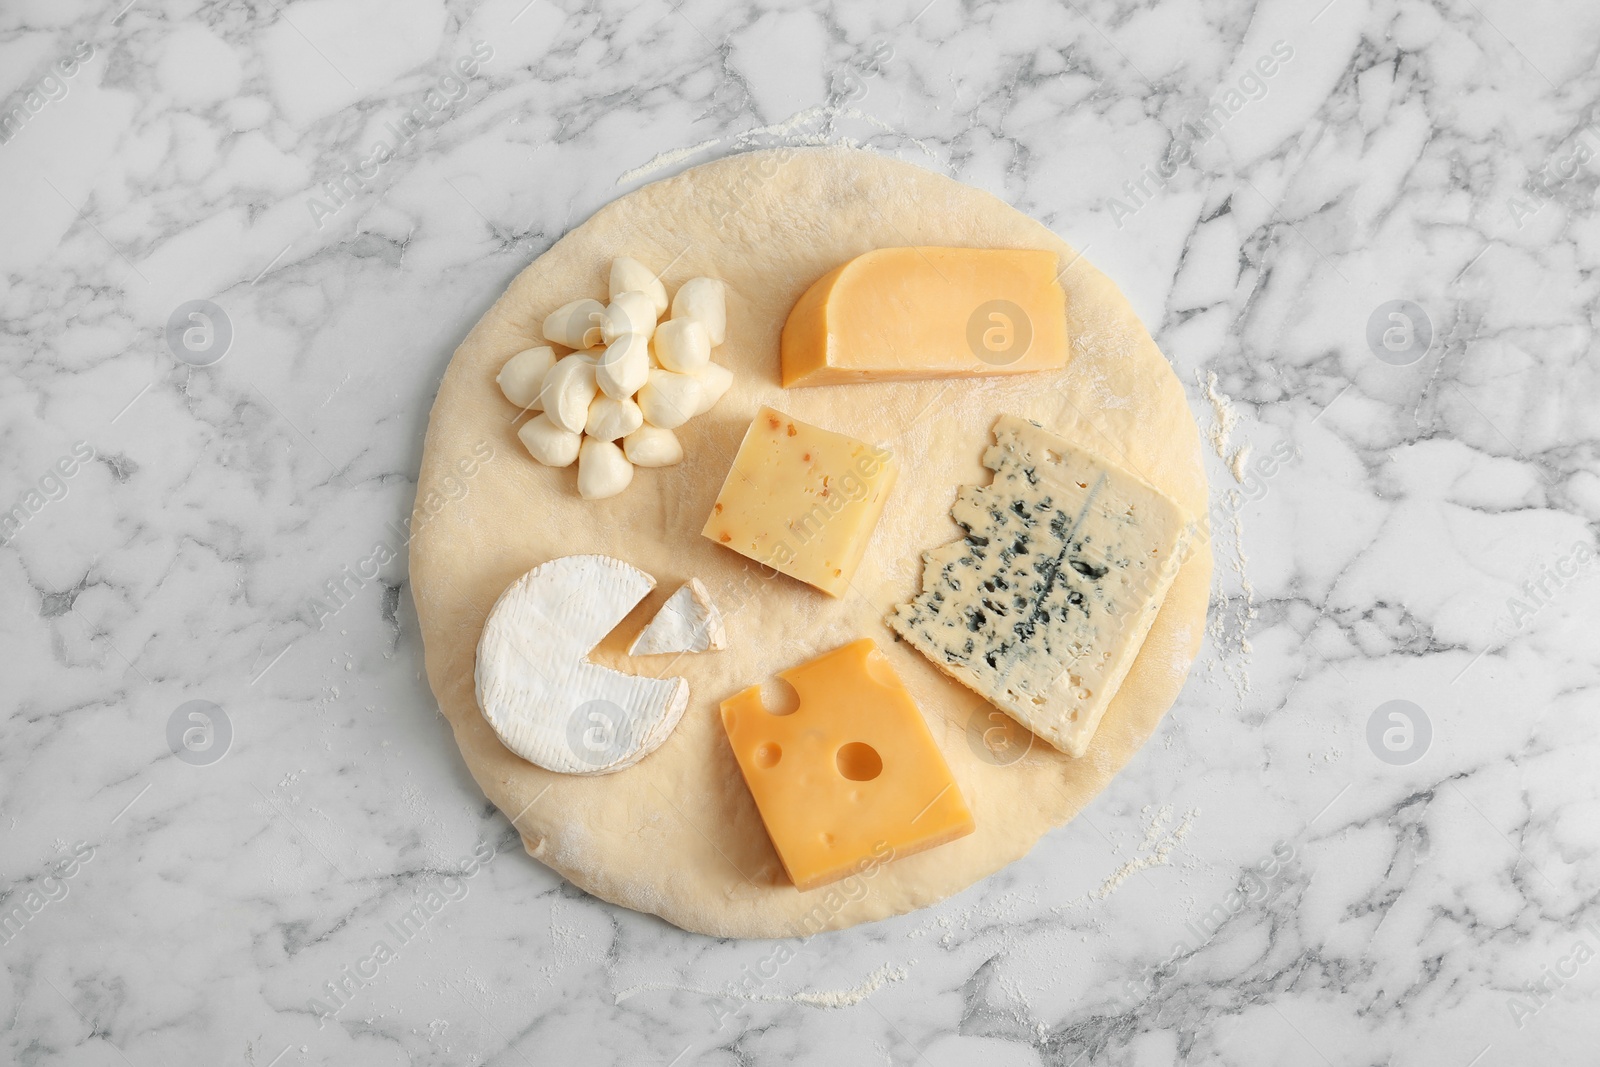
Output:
left=889, top=415, right=1195, bottom=758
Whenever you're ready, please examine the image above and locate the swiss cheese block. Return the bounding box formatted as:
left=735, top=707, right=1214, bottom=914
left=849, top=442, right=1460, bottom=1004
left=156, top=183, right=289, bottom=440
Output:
left=889, top=416, right=1194, bottom=758
left=701, top=406, right=896, bottom=597
left=720, top=639, right=975, bottom=891
left=781, top=247, right=1070, bottom=386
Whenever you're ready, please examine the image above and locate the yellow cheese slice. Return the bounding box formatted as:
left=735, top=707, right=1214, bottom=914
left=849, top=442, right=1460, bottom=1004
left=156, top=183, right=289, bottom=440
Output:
left=781, top=246, right=1070, bottom=386
left=720, top=639, right=975, bottom=892
left=701, top=406, right=896, bottom=597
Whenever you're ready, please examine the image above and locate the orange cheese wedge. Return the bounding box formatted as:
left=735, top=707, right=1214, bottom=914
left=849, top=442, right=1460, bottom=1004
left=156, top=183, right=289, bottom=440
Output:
left=720, top=639, right=975, bottom=892
left=781, top=246, right=1070, bottom=386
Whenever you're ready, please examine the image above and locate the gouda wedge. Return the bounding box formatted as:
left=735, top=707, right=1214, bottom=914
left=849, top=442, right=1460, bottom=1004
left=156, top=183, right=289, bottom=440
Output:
left=781, top=247, right=1070, bottom=387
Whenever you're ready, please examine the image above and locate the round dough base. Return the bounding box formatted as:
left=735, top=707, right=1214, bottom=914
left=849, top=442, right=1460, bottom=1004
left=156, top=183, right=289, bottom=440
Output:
left=410, top=147, right=1210, bottom=938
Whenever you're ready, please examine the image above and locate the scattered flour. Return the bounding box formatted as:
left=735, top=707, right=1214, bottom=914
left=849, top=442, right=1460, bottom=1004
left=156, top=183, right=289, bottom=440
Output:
left=615, top=105, right=936, bottom=186
left=1193, top=370, right=1256, bottom=709
left=1091, top=806, right=1199, bottom=901
left=617, top=137, right=724, bottom=184
left=1230, top=503, right=1257, bottom=610
left=1138, top=804, right=1174, bottom=851
left=1197, top=370, right=1240, bottom=461
left=613, top=961, right=909, bottom=1010
left=734, top=103, right=839, bottom=145
left=791, top=963, right=908, bottom=1008
left=1227, top=443, right=1252, bottom=484
left=902, top=887, right=1042, bottom=950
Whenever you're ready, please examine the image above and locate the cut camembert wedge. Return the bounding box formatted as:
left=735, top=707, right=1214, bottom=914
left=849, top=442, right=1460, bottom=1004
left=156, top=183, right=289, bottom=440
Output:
left=889, top=416, right=1195, bottom=758
left=475, top=554, right=688, bottom=774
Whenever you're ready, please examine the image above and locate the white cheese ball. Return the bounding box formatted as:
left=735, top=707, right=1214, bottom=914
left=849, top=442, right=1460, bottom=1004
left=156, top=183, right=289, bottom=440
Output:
left=600, top=291, right=658, bottom=344
left=595, top=332, right=650, bottom=400
left=670, top=277, right=726, bottom=346
left=542, top=298, right=604, bottom=349
left=636, top=369, right=703, bottom=430
left=538, top=354, right=598, bottom=433
left=623, top=425, right=683, bottom=467
left=577, top=437, right=633, bottom=500
left=496, top=346, right=557, bottom=410
left=691, top=360, right=733, bottom=415
left=653, top=319, right=711, bottom=374
left=610, top=257, right=668, bottom=317
left=586, top=395, right=644, bottom=441
left=517, top=413, right=581, bottom=467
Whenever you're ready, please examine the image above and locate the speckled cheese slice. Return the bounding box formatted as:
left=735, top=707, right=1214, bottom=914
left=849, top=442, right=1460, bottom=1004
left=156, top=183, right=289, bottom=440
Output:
left=701, top=406, right=897, bottom=597
left=889, top=416, right=1194, bottom=758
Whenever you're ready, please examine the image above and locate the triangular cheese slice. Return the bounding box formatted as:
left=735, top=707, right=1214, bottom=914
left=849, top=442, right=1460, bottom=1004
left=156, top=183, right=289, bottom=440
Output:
left=628, top=578, right=727, bottom=656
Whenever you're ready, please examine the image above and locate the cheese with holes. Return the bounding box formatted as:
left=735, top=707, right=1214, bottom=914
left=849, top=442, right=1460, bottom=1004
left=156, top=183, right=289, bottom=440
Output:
left=720, top=639, right=974, bottom=891
left=781, top=247, right=1070, bottom=387
left=889, top=416, right=1194, bottom=758
left=702, top=406, right=896, bottom=597
left=475, top=555, right=688, bottom=775
left=628, top=579, right=727, bottom=655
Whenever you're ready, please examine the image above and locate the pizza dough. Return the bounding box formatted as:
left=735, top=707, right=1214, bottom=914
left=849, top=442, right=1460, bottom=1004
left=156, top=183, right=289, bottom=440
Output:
left=410, top=147, right=1210, bottom=938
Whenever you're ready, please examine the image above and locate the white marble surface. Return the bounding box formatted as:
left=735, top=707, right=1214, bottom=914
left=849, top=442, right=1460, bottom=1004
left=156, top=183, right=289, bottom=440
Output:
left=3, top=0, right=1599, bottom=1063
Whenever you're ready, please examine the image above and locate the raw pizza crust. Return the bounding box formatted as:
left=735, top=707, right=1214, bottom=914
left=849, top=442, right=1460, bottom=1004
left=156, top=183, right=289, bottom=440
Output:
left=410, top=147, right=1210, bottom=939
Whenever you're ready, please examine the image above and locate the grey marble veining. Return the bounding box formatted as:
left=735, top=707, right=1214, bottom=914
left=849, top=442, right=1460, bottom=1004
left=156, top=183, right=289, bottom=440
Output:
left=3, top=0, right=1599, bottom=1063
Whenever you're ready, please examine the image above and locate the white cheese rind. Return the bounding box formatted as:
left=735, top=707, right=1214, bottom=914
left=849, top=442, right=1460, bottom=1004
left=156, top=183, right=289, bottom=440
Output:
left=475, top=554, right=688, bottom=774
left=628, top=578, right=727, bottom=656
left=889, top=416, right=1194, bottom=757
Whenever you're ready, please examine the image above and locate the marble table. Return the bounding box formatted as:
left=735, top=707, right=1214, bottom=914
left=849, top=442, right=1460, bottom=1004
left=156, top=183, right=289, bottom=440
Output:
left=3, top=0, right=1597, bottom=1063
